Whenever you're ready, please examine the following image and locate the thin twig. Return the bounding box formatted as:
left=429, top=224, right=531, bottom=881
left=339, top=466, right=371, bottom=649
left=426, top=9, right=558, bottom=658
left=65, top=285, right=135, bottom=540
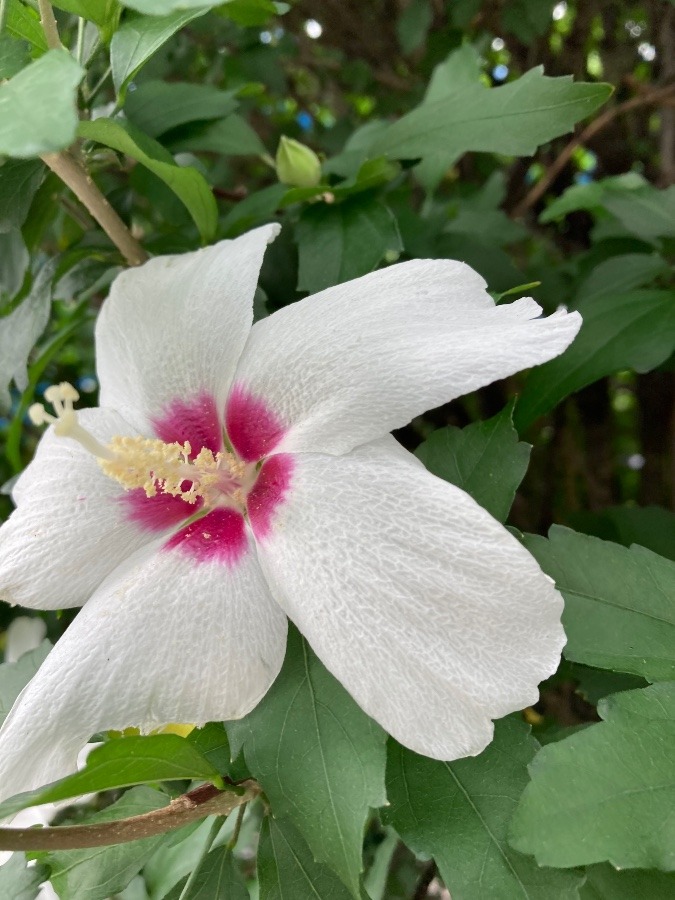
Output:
left=513, top=82, right=675, bottom=217
left=0, top=782, right=259, bottom=852
left=41, top=151, right=148, bottom=266
left=37, top=0, right=62, bottom=50
left=227, top=800, right=248, bottom=850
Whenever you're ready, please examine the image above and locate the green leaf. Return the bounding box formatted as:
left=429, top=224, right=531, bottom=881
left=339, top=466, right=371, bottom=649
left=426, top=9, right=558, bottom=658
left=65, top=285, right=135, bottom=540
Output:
left=43, top=786, right=169, bottom=900
left=385, top=718, right=582, bottom=899
left=5, top=0, right=48, bottom=53
left=296, top=197, right=402, bottom=293
left=258, top=816, right=356, bottom=900
left=570, top=504, right=675, bottom=562
left=0, top=33, right=31, bottom=79
left=0, top=159, right=44, bottom=232
left=52, top=0, right=122, bottom=37
left=218, top=0, right=278, bottom=27
left=0, top=50, right=83, bottom=158
left=575, top=253, right=669, bottom=304
left=525, top=527, right=675, bottom=681
left=510, top=683, right=675, bottom=870
left=0, top=257, right=55, bottom=410
left=0, top=640, right=51, bottom=727
left=168, top=112, right=267, bottom=156
left=120, top=0, right=221, bottom=13
left=165, top=845, right=248, bottom=899
left=188, top=723, right=232, bottom=774
left=0, top=733, right=222, bottom=819
left=78, top=118, right=217, bottom=241
left=414, top=403, right=531, bottom=522
left=221, top=183, right=285, bottom=237
left=0, top=852, right=49, bottom=900
left=110, top=8, right=209, bottom=98
left=502, top=0, right=557, bottom=42
left=396, top=0, right=432, bottom=54
left=227, top=627, right=387, bottom=897
left=514, top=290, right=675, bottom=429
left=371, top=69, right=612, bottom=166
left=124, top=80, right=239, bottom=137
left=580, top=863, right=675, bottom=898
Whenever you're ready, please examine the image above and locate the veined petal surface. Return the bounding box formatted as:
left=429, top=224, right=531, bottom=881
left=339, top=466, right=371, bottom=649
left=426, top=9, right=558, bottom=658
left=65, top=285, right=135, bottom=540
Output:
left=255, top=440, right=565, bottom=761
left=231, top=260, right=581, bottom=456
left=0, top=537, right=287, bottom=800
left=0, top=409, right=158, bottom=610
left=96, top=225, right=279, bottom=433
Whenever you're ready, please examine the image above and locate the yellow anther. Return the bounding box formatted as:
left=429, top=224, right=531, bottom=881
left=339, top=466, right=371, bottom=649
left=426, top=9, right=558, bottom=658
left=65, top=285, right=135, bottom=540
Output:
left=28, top=403, right=52, bottom=426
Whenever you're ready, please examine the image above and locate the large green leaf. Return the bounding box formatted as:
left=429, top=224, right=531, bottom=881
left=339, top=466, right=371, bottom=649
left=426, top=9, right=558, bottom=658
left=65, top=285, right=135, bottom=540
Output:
left=296, top=196, right=402, bottom=293
left=510, top=683, right=675, bottom=870
left=78, top=118, right=217, bottom=241
left=124, top=80, right=239, bottom=137
left=0, top=50, right=83, bottom=158
left=110, top=8, right=209, bottom=97
left=41, top=786, right=169, bottom=900
left=384, top=718, right=582, bottom=899
left=0, top=734, right=222, bottom=819
left=258, top=816, right=356, bottom=900
left=227, top=628, right=387, bottom=897
left=371, top=69, right=611, bottom=165
left=575, top=253, right=669, bottom=304
left=524, top=527, right=675, bottom=681
left=168, top=112, right=267, bottom=156
left=414, top=403, right=530, bottom=522
left=570, top=504, right=675, bottom=562
left=0, top=852, right=49, bottom=900
left=52, top=0, right=121, bottom=38
left=165, top=845, right=248, bottom=899
left=5, top=0, right=48, bottom=53
left=0, top=33, right=31, bottom=79
left=514, top=290, right=675, bottom=429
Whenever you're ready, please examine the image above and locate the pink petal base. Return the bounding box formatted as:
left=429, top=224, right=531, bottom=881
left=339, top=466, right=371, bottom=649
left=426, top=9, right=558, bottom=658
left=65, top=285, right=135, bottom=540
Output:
left=121, top=488, right=203, bottom=533
left=166, top=507, right=248, bottom=565
left=152, top=392, right=222, bottom=455
left=247, top=454, right=294, bottom=540
left=226, top=382, right=287, bottom=462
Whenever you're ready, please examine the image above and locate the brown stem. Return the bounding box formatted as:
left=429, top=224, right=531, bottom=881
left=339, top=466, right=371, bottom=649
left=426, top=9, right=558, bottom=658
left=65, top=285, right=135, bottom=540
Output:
left=42, top=151, right=148, bottom=266
left=513, top=82, right=675, bottom=217
left=0, top=782, right=259, bottom=852
left=37, top=0, right=62, bottom=50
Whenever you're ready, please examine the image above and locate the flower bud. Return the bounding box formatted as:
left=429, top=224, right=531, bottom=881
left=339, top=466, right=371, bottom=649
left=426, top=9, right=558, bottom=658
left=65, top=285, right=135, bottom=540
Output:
left=275, top=136, right=321, bottom=188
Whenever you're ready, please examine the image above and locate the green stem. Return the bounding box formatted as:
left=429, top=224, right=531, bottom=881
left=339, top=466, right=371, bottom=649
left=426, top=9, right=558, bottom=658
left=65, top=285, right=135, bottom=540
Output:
left=178, top=815, right=225, bottom=900
left=37, top=0, right=61, bottom=50
left=227, top=801, right=248, bottom=851
left=75, top=15, right=85, bottom=64
left=0, top=0, right=9, bottom=35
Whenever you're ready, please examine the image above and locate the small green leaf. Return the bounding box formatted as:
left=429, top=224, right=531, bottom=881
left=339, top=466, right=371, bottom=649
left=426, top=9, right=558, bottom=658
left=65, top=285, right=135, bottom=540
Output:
left=52, top=0, right=122, bottom=37
left=227, top=627, right=387, bottom=898
left=0, top=852, right=49, bottom=900
left=510, top=683, right=675, bottom=870
left=385, top=719, right=582, bottom=898
left=0, top=159, right=44, bottom=232
left=5, top=0, right=48, bottom=53
left=258, top=816, right=356, bottom=900
left=124, top=80, right=239, bottom=137
left=168, top=112, right=267, bottom=156
left=120, top=0, right=221, bottom=13
left=0, top=640, right=51, bottom=727
left=165, top=845, right=248, bottom=899
left=575, top=253, right=669, bottom=304
left=514, top=290, right=675, bottom=429
left=78, top=118, right=217, bottom=241
left=218, top=0, right=278, bottom=26
left=581, top=863, right=675, bottom=898
left=0, top=733, right=222, bottom=819
left=372, top=69, right=612, bottom=166
left=43, top=786, right=169, bottom=900
left=0, top=50, right=83, bottom=158
left=188, top=723, right=232, bottom=774
left=0, top=33, right=31, bottom=79
left=110, top=8, right=209, bottom=98
left=524, top=527, right=675, bottom=681
left=415, top=403, right=531, bottom=522
left=296, top=197, right=402, bottom=293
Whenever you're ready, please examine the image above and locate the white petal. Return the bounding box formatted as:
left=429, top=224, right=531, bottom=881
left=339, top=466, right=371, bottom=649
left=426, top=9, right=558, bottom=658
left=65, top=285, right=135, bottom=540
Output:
left=0, top=539, right=287, bottom=799
left=96, top=225, right=279, bottom=432
left=232, top=261, right=581, bottom=455
left=256, top=442, right=565, bottom=761
left=0, top=409, right=161, bottom=610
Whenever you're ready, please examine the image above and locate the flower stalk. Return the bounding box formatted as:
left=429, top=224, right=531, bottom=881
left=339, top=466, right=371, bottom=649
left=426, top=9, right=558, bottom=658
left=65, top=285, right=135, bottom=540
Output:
left=0, top=782, right=259, bottom=852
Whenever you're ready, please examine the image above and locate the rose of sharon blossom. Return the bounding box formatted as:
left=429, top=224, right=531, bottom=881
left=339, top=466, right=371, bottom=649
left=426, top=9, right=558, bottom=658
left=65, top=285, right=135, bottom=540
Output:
left=0, top=225, right=581, bottom=799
